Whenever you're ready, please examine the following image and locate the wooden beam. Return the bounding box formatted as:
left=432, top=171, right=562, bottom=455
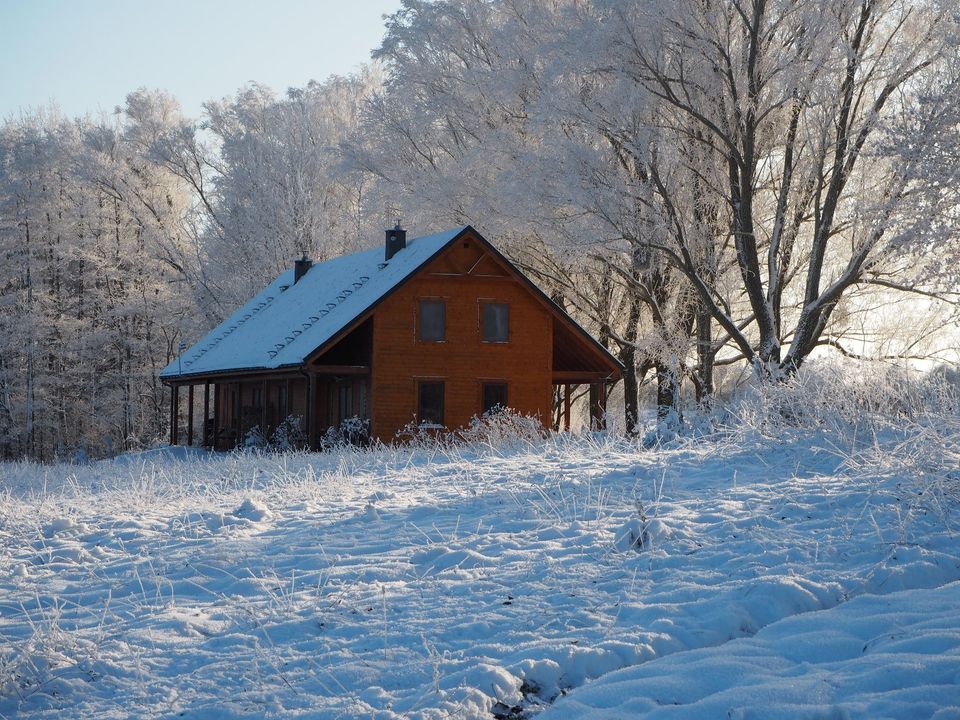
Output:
left=187, top=384, right=195, bottom=447
left=213, top=383, right=220, bottom=450
left=169, top=385, right=176, bottom=445
left=306, top=373, right=317, bottom=450
left=172, top=385, right=180, bottom=445
left=168, top=368, right=304, bottom=385
left=597, top=384, right=604, bottom=429
left=203, top=381, right=210, bottom=448
left=311, top=364, right=370, bottom=376
left=563, top=383, right=571, bottom=432
left=261, top=379, right=267, bottom=436
left=589, top=382, right=608, bottom=430
left=553, top=371, right=615, bottom=383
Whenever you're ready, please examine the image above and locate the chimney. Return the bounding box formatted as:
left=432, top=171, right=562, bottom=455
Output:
left=385, top=222, right=407, bottom=262
left=294, top=254, right=312, bottom=284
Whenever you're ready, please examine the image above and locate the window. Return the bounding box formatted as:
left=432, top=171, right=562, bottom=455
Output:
left=338, top=383, right=353, bottom=421
left=482, top=383, right=508, bottom=415
left=419, top=300, right=446, bottom=341
left=418, top=381, right=445, bottom=425
left=482, top=303, right=509, bottom=343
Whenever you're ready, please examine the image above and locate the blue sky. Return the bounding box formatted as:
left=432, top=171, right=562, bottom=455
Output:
left=0, top=0, right=403, bottom=120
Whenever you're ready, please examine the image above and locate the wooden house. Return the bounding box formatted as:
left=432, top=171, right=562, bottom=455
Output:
left=160, top=225, right=623, bottom=448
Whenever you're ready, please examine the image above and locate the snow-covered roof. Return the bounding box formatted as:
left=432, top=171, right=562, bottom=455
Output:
left=161, top=227, right=468, bottom=379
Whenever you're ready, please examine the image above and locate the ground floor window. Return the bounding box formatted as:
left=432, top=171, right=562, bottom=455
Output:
left=482, top=382, right=508, bottom=415
left=418, top=381, right=445, bottom=425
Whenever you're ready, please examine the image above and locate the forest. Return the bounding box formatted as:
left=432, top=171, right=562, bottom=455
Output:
left=2, top=0, right=959, bottom=461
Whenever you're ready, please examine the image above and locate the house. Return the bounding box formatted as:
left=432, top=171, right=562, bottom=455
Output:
left=160, top=225, right=623, bottom=449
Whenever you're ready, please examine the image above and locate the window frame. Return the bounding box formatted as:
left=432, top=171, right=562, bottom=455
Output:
left=481, top=381, right=508, bottom=416
left=418, top=298, right=447, bottom=342
left=480, top=301, right=510, bottom=344
left=417, top=380, right=445, bottom=427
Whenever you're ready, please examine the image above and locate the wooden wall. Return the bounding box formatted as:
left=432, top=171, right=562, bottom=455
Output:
left=370, top=230, right=553, bottom=441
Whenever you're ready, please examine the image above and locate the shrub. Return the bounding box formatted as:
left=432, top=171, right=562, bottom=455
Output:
left=270, top=415, right=307, bottom=451
left=460, top=408, right=547, bottom=448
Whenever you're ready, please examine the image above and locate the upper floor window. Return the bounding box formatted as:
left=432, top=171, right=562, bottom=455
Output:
left=419, top=300, right=446, bottom=342
left=482, top=302, right=509, bottom=343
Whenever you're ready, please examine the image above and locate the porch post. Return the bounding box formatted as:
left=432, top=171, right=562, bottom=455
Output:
left=212, top=383, right=221, bottom=450
left=169, top=385, right=175, bottom=445
left=172, top=385, right=180, bottom=445
left=563, top=383, right=571, bottom=432
left=203, top=381, right=210, bottom=448
left=260, top=379, right=267, bottom=436
left=306, top=373, right=317, bottom=450
left=187, top=384, right=195, bottom=447
left=589, top=382, right=607, bottom=430
left=599, top=381, right=608, bottom=430
left=589, top=383, right=598, bottom=430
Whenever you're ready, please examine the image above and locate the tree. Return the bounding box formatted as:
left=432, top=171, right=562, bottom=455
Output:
left=0, top=102, right=198, bottom=460
left=611, top=0, right=960, bottom=375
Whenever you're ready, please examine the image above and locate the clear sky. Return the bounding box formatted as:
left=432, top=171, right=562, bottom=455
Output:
left=0, top=0, right=403, bottom=120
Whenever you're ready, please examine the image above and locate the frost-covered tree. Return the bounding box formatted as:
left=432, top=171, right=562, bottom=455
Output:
left=196, top=71, right=386, bottom=309
left=366, top=0, right=960, bottom=433
left=365, top=0, right=733, bottom=426
left=0, top=102, right=197, bottom=460
left=611, top=0, right=960, bottom=374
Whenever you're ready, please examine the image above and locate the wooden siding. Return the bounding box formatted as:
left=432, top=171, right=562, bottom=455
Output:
left=370, top=230, right=554, bottom=440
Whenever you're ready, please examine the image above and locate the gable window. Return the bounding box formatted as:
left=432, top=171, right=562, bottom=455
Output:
left=419, top=300, right=446, bottom=342
left=418, top=381, right=445, bottom=425
left=482, top=302, right=509, bottom=343
left=482, top=383, right=508, bottom=415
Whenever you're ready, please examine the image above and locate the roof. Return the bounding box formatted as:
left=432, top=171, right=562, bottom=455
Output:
left=160, top=227, right=467, bottom=380
left=161, top=225, right=624, bottom=382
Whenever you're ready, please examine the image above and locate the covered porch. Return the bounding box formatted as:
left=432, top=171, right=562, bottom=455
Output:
left=166, top=366, right=371, bottom=450
left=550, top=315, right=618, bottom=431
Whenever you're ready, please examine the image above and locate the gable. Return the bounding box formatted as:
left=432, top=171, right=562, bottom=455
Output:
left=421, top=237, right=512, bottom=278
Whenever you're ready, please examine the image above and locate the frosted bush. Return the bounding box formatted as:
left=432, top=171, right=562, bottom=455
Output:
left=320, top=416, right=370, bottom=450
left=394, top=420, right=452, bottom=449
left=270, top=415, right=307, bottom=451
left=243, top=425, right=267, bottom=450
left=460, top=409, right=547, bottom=449
left=720, top=362, right=960, bottom=439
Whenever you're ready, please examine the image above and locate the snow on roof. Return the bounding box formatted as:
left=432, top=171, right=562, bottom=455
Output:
left=160, top=227, right=467, bottom=379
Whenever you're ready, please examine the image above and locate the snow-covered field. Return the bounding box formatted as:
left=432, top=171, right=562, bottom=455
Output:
left=1, top=407, right=959, bottom=718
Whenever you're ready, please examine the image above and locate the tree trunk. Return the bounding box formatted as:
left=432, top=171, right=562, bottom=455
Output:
left=695, top=305, right=713, bottom=401
left=655, top=363, right=679, bottom=421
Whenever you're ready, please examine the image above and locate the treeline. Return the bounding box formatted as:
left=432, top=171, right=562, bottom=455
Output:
left=2, top=0, right=959, bottom=460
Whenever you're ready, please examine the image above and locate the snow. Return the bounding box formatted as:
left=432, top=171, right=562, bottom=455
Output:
left=539, top=583, right=960, bottom=719
left=1, top=426, right=958, bottom=718
left=159, top=227, right=467, bottom=379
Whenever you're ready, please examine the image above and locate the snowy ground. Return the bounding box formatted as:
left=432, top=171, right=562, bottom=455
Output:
left=1, top=420, right=958, bottom=718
